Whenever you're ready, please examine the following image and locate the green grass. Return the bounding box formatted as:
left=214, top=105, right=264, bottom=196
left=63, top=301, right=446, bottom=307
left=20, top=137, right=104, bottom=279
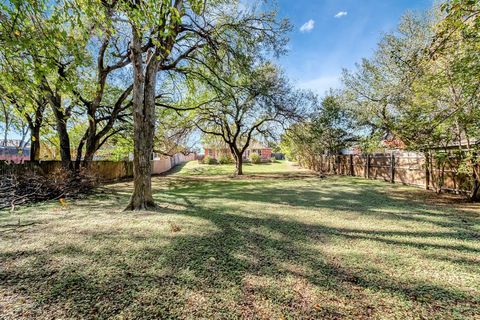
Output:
left=1, top=161, right=479, bottom=319
left=172, top=159, right=290, bottom=176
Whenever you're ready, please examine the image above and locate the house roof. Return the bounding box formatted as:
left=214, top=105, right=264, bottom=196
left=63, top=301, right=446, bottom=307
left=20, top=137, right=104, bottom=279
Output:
left=430, top=139, right=479, bottom=150
left=248, top=141, right=271, bottom=149
left=203, top=140, right=271, bottom=150
left=0, top=139, right=30, bottom=148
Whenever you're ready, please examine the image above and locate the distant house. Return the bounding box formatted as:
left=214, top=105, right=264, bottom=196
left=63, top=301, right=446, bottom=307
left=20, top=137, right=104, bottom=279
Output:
left=0, top=140, right=30, bottom=163
left=204, top=141, right=272, bottom=160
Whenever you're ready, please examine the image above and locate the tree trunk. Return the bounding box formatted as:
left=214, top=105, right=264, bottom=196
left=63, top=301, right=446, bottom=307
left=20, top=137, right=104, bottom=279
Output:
left=470, top=179, right=479, bottom=202
left=125, top=29, right=157, bottom=211
left=83, top=135, right=98, bottom=163
left=470, top=153, right=479, bottom=202
left=227, top=144, right=244, bottom=176
left=233, top=149, right=244, bottom=175
left=236, top=155, right=243, bottom=175
left=424, top=152, right=430, bottom=190
left=56, top=118, right=71, bottom=167
left=50, top=97, right=71, bottom=168
left=30, top=126, right=41, bottom=161
left=126, top=130, right=155, bottom=210
left=82, top=105, right=99, bottom=164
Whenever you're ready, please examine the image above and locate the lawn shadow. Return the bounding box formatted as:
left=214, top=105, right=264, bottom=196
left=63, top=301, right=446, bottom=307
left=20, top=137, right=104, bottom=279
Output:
left=1, top=173, right=479, bottom=319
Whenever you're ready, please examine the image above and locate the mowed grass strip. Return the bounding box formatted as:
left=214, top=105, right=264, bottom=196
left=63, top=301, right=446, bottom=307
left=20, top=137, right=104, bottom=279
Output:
left=1, top=161, right=479, bottom=319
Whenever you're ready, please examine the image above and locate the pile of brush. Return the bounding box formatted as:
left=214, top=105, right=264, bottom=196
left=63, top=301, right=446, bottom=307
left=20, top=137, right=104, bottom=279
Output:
left=0, top=167, right=96, bottom=211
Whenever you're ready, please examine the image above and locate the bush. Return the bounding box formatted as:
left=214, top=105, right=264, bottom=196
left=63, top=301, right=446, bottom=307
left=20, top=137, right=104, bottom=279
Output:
left=218, top=155, right=234, bottom=165
left=249, top=152, right=261, bottom=164
left=203, top=156, right=217, bottom=165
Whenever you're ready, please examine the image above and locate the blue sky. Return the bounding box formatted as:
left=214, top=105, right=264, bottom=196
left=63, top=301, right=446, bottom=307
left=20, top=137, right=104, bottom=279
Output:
left=274, top=0, right=433, bottom=96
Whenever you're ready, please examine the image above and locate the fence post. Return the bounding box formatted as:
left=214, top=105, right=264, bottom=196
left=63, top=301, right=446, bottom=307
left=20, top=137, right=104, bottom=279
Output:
left=333, top=154, right=342, bottom=175
left=366, top=154, right=371, bottom=179
left=349, top=154, right=354, bottom=176
left=364, top=155, right=367, bottom=178
left=425, top=152, right=430, bottom=190
left=390, top=152, right=395, bottom=183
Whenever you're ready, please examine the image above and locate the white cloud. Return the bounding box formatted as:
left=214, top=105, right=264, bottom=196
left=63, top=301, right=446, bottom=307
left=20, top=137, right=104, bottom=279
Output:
left=298, top=75, right=340, bottom=96
left=334, top=11, right=348, bottom=18
left=299, top=19, right=315, bottom=33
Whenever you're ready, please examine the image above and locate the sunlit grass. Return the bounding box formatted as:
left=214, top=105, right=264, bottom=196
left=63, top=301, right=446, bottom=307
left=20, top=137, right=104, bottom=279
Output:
left=172, top=159, right=296, bottom=176
left=1, top=162, right=479, bottom=319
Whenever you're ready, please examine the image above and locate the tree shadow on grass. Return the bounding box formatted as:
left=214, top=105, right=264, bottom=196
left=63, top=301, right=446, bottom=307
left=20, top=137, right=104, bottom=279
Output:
left=1, top=175, right=479, bottom=319
left=3, top=206, right=478, bottom=319
left=162, top=176, right=479, bottom=240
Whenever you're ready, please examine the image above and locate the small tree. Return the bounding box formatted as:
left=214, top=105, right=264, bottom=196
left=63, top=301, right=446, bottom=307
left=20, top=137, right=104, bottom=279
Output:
left=280, top=92, right=356, bottom=171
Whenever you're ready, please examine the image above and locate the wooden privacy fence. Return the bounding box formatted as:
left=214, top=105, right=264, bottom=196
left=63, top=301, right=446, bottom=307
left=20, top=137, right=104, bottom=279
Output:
left=0, top=153, right=195, bottom=182
left=307, top=152, right=477, bottom=194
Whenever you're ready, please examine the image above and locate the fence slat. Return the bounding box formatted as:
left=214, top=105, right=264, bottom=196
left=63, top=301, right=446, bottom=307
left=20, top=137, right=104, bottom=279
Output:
left=1, top=153, right=195, bottom=182
left=307, top=152, right=478, bottom=195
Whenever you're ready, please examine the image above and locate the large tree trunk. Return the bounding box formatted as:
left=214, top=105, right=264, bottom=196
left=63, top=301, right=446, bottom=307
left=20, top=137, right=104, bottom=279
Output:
left=125, top=30, right=157, bottom=211
left=471, top=179, right=479, bottom=202
left=30, top=126, right=41, bottom=161
left=232, top=148, right=244, bottom=175
left=228, top=144, right=244, bottom=176
left=236, top=155, right=243, bottom=175
left=26, top=104, right=44, bottom=161
left=56, top=117, right=72, bottom=167
left=83, top=133, right=98, bottom=163
left=50, top=96, right=71, bottom=168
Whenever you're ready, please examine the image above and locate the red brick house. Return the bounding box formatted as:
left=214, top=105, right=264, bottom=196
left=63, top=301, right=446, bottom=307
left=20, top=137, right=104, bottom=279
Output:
left=204, top=141, right=272, bottom=160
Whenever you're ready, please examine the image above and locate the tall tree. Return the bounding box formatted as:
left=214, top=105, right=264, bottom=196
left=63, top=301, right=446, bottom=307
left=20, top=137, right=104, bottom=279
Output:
left=0, top=0, right=89, bottom=165
left=192, top=63, right=307, bottom=175
left=342, top=4, right=480, bottom=200
left=114, top=0, right=289, bottom=209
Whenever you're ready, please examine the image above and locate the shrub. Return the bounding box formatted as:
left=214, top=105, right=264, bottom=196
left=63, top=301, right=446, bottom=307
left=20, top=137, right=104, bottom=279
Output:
left=249, top=152, right=261, bottom=164
left=218, top=155, right=234, bottom=165
left=203, top=156, right=217, bottom=165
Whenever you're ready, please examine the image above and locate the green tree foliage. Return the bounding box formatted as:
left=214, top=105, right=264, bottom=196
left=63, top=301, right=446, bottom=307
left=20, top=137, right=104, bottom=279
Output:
left=280, top=92, right=356, bottom=170
left=0, top=0, right=291, bottom=209
left=341, top=2, right=480, bottom=199
left=0, top=0, right=88, bottom=162
left=190, top=62, right=309, bottom=175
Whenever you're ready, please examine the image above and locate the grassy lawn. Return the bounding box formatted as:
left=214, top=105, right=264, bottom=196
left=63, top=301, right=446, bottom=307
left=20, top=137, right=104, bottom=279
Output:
left=1, top=161, right=479, bottom=319
left=171, top=160, right=293, bottom=176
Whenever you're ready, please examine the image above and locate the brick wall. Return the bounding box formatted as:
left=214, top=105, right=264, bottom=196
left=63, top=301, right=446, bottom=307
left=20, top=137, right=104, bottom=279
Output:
left=260, top=148, right=272, bottom=159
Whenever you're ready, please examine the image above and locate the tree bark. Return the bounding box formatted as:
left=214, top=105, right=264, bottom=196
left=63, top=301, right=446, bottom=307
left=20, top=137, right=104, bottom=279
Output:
left=233, top=148, right=244, bottom=175
left=424, top=151, right=431, bottom=190
left=227, top=143, right=244, bottom=176
left=30, top=126, right=41, bottom=161
left=83, top=133, right=98, bottom=162
left=236, top=154, right=243, bottom=175
left=55, top=115, right=72, bottom=166
left=125, top=29, right=156, bottom=211
left=470, top=152, right=479, bottom=202
left=471, top=179, right=479, bottom=201
left=25, top=103, right=44, bottom=161
left=50, top=95, right=71, bottom=168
